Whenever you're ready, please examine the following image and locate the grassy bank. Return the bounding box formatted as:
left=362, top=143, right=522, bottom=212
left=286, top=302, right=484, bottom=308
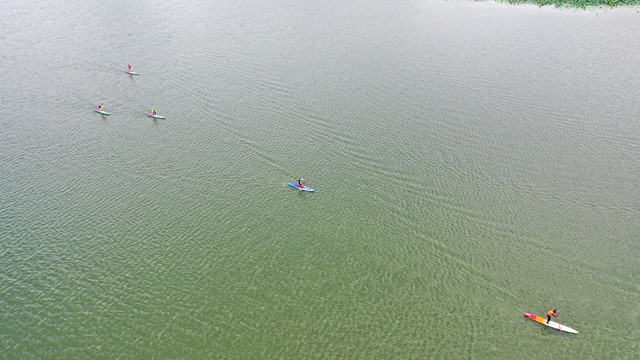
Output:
left=499, top=0, right=639, bottom=8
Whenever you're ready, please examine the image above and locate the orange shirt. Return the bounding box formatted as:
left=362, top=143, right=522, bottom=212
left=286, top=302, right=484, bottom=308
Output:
left=548, top=310, right=556, bottom=317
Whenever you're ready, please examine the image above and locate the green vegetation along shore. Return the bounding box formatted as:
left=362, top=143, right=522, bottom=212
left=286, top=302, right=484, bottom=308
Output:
left=498, top=0, right=639, bottom=8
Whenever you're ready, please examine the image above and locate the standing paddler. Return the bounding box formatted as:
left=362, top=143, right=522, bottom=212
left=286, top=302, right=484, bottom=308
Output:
left=546, top=309, right=559, bottom=324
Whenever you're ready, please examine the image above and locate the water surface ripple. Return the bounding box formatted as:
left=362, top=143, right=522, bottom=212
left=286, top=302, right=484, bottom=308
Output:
left=1, top=0, right=639, bottom=358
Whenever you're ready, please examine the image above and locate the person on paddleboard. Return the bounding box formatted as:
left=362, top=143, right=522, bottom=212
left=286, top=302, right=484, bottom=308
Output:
left=547, top=309, right=558, bottom=324
left=152, top=109, right=157, bottom=115
left=297, top=179, right=305, bottom=186
left=128, top=64, right=132, bottom=72
left=98, top=104, right=104, bottom=110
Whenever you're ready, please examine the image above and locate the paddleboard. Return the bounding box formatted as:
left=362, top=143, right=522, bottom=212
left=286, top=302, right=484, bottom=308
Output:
left=289, top=183, right=314, bottom=192
left=147, top=113, right=165, bottom=119
left=124, top=71, right=140, bottom=75
left=95, top=109, right=110, bottom=115
left=524, top=313, right=578, bottom=334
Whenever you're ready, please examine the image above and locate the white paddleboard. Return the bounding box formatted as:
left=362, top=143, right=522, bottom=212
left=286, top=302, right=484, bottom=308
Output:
left=545, top=320, right=578, bottom=334
left=524, top=313, right=578, bottom=334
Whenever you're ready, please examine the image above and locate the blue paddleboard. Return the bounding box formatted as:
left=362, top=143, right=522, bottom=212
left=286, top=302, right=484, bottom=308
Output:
left=147, top=113, right=165, bottom=119
left=95, top=109, right=110, bottom=115
left=124, top=71, right=140, bottom=75
left=289, top=183, right=314, bottom=192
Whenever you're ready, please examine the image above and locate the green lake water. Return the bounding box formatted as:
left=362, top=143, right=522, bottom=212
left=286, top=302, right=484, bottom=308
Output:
left=1, top=0, right=639, bottom=358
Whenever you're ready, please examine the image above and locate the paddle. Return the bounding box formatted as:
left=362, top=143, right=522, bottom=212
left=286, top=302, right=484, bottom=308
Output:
left=557, top=311, right=561, bottom=332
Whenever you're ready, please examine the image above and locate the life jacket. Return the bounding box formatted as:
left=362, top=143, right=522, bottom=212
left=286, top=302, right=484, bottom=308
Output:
left=548, top=310, right=556, bottom=317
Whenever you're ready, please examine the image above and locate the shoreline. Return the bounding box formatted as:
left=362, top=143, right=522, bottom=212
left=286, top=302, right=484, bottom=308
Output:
left=489, top=0, right=640, bottom=9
